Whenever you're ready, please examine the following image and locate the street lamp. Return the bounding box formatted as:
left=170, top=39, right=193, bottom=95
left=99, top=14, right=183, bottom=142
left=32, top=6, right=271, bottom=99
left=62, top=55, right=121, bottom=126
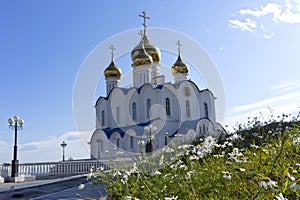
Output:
left=8, top=115, right=24, bottom=178
left=144, top=125, right=157, bottom=153
left=60, top=141, right=67, bottom=161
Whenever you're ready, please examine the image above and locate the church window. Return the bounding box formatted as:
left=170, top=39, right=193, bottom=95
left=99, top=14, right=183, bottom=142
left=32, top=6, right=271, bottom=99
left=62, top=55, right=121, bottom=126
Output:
left=130, top=136, right=134, bottom=149
left=204, top=103, right=209, bottom=118
left=165, top=135, right=168, bottom=146
left=186, top=100, right=190, bottom=117
left=101, top=110, right=105, bottom=126
left=116, top=138, right=120, bottom=148
left=132, top=102, right=137, bottom=120
left=146, top=98, right=151, bottom=118
left=143, top=73, right=146, bottom=83
left=140, top=74, right=142, bottom=84
left=116, top=106, right=120, bottom=123
left=166, top=98, right=171, bottom=116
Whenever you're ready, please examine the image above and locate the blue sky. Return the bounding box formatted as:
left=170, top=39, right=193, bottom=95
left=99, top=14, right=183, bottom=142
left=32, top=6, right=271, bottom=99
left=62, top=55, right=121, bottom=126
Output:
left=0, top=0, right=299, bottom=163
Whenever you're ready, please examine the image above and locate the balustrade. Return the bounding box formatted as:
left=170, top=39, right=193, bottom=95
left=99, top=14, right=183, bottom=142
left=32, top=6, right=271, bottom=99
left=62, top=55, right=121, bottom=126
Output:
left=0, top=159, right=133, bottom=181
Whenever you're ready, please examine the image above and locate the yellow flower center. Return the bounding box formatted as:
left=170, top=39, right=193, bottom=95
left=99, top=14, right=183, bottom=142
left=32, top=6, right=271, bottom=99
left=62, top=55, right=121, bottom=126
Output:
left=262, top=177, right=271, bottom=182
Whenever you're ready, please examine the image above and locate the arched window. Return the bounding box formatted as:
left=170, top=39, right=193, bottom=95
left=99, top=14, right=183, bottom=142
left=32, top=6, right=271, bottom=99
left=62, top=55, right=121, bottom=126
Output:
left=116, top=138, right=120, bottom=148
left=204, top=103, right=209, bottom=118
left=146, top=98, right=151, bottom=118
left=132, top=102, right=137, bottom=121
left=130, top=136, right=134, bottom=149
left=166, top=98, right=171, bottom=116
left=186, top=100, right=190, bottom=117
left=101, top=110, right=105, bottom=126
left=165, top=135, right=168, bottom=146
left=116, top=106, right=120, bottom=123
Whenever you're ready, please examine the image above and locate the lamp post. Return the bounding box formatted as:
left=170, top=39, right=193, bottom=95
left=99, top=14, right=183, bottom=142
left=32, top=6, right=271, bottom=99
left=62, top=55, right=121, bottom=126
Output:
left=144, top=125, right=156, bottom=153
left=8, top=115, right=24, bottom=178
left=60, top=141, right=67, bottom=161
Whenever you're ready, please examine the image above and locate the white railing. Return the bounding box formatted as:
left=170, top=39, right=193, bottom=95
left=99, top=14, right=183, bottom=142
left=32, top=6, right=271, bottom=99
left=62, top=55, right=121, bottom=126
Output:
left=0, top=159, right=133, bottom=180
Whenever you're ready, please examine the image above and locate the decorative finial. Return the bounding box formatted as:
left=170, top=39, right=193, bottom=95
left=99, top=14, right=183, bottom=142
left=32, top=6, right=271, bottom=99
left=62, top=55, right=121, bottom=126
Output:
left=139, top=10, right=150, bottom=34
left=176, top=40, right=182, bottom=55
left=109, top=44, right=116, bottom=61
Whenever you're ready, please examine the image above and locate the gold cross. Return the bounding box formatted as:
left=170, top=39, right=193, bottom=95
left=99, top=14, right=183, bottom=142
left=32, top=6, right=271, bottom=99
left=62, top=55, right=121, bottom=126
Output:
left=176, top=40, right=182, bottom=55
left=108, top=44, right=116, bottom=60
left=139, top=10, right=150, bottom=30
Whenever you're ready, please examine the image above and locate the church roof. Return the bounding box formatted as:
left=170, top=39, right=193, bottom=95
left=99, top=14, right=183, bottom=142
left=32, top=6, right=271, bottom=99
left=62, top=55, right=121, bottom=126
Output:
left=176, top=120, right=199, bottom=135
left=103, top=120, right=154, bottom=139
left=95, top=80, right=215, bottom=106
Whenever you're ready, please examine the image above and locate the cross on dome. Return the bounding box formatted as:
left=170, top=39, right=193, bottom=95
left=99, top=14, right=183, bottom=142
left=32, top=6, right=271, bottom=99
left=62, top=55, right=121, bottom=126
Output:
left=109, top=44, right=116, bottom=60
left=139, top=10, right=150, bottom=34
left=176, top=40, right=182, bottom=55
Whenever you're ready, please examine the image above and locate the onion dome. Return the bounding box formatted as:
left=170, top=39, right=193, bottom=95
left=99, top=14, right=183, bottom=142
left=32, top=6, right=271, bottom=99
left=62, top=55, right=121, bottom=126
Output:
left=104, top=60, right=122, bottom=79
left=104, top=44, right=122, bottom=79
left=142, top=34, right=161, bottom=62
left=131, top=11, right=161, bottom=66
left=171, top=40, right=188, bottom=74
left=131, top=40, right=153, bottom=67
left=171, top=55, right=189, bottom=74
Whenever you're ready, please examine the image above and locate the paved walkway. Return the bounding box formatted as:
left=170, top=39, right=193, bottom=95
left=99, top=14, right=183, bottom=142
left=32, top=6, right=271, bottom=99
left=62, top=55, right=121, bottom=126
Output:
left=0, top=175, right=107, bottom=200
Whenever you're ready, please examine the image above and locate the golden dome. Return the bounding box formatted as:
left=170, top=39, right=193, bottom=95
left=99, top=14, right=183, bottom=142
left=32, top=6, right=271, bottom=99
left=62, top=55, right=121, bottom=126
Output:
left=131, top=33, right=160, bottom=67
left=142, top=34, right=161, bottom=62
left=104, top=60, right=122, bottom=79
left=131, top=41, right=153, bottom=67
left=171, top=55, right=189, bottom=74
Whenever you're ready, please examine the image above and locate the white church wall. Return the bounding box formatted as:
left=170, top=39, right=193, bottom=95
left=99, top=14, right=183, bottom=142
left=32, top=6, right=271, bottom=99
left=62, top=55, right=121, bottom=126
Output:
left=177, top=81, right=201, bottom=122
left=128, top=90, right=140, bottom=125
left=139, top=84, right=155, bottom=123
left=90, top=129, right=109, bottom=160
left=196, top=118, right=216, bottom=138
left=133, top=65, right=151, bottom=88
left=124, top=129, right=138, bottom=153
left=151, top=62, right=160, bottom=83
left=96, top=100, right=108, bottom=129
left=200, top=90, right=216, bottom=124
left=110, top=88, right=126, bottom=129
left=160, top=84, right=180, bottom=122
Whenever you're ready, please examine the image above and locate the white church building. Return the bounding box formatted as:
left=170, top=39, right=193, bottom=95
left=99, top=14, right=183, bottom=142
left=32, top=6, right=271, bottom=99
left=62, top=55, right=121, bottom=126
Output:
left=90, top=11, right=225, bottom=159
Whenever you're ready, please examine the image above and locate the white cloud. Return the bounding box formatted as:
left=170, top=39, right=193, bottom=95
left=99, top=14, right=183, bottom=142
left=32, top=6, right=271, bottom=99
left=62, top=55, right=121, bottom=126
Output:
left=231, top=92, right=300, bottom=113
left=229, top=0, right=300, bottom=35
left=240, top=3, right=282, bottom=20
left=270, top=80, right=300, bottom=91
left=225, top=92, right=300, bottom=131
left=228, top=18, right=257, bottom=32
left=264, top=33, right=275, bottom=39
left=225, top=103, right=299, bottom=131
left=0, top=131, right=92, bottom=163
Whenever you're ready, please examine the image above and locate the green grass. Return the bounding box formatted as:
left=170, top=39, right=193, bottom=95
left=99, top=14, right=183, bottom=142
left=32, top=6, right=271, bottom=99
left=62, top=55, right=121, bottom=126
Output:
left=89, top=115, right=300, bottom=200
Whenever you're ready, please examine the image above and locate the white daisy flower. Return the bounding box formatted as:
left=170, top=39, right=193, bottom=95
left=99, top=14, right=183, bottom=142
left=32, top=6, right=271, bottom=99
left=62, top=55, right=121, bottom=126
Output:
left=222, top=171, right=231, bottom=180
left=78, top=183, right=85, bottom=190
left=290, top=179, right=300, bottom=191
left=259, top=177, right=277, bottom=189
